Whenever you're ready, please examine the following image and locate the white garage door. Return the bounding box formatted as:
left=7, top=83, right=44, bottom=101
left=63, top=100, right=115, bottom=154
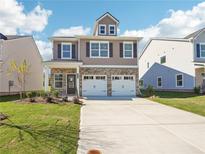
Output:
left=112, top=75, right=136, bottom=96
left=82, top=75, right=107, bottom=96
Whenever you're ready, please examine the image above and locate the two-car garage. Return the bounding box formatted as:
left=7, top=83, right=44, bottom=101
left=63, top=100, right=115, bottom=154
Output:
left=82, top=75, right=136, bottom=96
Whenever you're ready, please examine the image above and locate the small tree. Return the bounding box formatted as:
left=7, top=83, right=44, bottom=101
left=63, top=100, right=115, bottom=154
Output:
left=7, top=60, right=30, bottom=99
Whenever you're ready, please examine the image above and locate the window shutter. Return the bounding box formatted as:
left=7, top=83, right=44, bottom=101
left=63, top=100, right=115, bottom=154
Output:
left=133, top=43, right=137, bottom=58
left=196, top=44, right=200, bottom=58
left=109, top=42, right=113, bottom=57
left=72, top=44, right=76, bottom=59
left=57, top=44, right=61, bottom=59
left=86, top=42, right=90, bottom=57
left=120, top=43, right=123, bottom=58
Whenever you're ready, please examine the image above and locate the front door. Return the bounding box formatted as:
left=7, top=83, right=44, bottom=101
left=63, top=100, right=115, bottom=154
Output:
left=67, top=74, right=76, bottom=95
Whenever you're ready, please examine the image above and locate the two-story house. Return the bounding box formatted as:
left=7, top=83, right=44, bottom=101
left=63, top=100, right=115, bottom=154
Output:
left=44, top=12, right=142, bottom=96
left=0, top=33, right=43, bottom=96
left=139, top=28, right=205, bottom=93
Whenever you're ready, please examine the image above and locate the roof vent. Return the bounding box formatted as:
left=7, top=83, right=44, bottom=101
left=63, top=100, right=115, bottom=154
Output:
left=0, top=33, right=7, bottom=40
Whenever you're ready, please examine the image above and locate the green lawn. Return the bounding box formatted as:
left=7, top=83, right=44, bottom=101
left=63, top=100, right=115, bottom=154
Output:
left=147, top=91, right=205, bottom=116
left=0, top=97, right=80, bottom=154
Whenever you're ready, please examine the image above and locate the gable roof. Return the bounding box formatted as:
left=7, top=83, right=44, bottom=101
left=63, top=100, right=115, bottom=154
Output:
left=184, top=28, right=205, bottom=39
left=96, top=12, right=119, bottom=23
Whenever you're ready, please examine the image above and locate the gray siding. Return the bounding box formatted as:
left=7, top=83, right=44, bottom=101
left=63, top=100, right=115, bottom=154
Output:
left=141, top=63, right=195, bottom=91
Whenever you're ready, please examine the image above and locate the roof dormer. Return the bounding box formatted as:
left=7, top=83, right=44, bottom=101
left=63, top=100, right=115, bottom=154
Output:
left=93, top=12, right=119, bottom=36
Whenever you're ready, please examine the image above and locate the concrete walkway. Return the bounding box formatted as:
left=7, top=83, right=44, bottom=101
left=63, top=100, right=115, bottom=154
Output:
left=77, top=98, right=205, bottom=154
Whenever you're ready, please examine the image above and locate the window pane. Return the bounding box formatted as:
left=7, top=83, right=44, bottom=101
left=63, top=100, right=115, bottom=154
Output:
left=55, top=82, right=62, bottom=88
left=100, top=43, right=108, bottom=50
left=63, top=44, right=70, bottom=51
left=125, top=44, right=132, bottom=50
left=55, top=74, right=63, bottom=80
left=110, top=26, right=115, bottom=34
left=177, top=81, right=182, bottom=86
left=160, top=56, right=166, bottom=64
left=201, top=44, right=205, bottom=50
left=91, top=50, right=99, bottom=57
left=100, top=50, right=108, bottom=57
left=201, top=51, right=205, bottom=57
left=91, top=43, right=99, bottom=49
left=63, top=51, right=70, bottom=58
left=125, top=50, right=132, bottom=57
left=100, top=26, right=105, bottom=34
left=177, top=75, right=182, bottom=80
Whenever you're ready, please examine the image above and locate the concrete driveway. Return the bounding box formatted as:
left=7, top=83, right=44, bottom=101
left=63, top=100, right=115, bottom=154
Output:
left=77, top=97, right=205, bottom=154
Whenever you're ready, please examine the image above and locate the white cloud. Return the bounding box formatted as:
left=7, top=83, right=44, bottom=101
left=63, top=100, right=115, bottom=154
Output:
left=53, top=26, right=91, bottom=36
left=123, top=2, right=205, bottom=51
left=0, top=0, right=52, bottom=34
left=35, top=40, right=52, bottom=61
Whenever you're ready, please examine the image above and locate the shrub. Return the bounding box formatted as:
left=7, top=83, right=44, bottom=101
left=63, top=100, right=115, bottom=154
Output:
left=194, top=86, right=201, bottom=94
left=38, top=90, right=46, bottom=97
left=51, top=90, right=59, bottom=98
left=26, top=92, right=33, bottom=98
left=145, top=85, right=155, bottom=97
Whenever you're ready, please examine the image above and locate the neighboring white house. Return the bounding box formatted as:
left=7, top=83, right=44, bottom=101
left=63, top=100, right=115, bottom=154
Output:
left=139, top=28, right=205, bottom=92
left=0, top=33, right=43, bottom=96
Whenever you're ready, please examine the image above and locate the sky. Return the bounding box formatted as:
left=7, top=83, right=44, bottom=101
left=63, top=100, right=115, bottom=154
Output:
left=1, top=0, right=205, bottom=60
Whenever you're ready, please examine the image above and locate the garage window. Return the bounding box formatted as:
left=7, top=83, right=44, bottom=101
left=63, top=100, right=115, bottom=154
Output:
left=83, top=76, right=94, bottom=80
left=96, top=76, right=106, bottom=80
left=112, top=76, right=122, bottom=80
left=124, top=76, right=134, bottom=80
left=54, top=74, right=63, bottom=88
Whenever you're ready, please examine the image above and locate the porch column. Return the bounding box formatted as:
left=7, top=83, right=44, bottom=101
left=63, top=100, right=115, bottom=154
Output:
left=44, top=66, right=49, bottom=92
left=76, top=66, right=80, bottom=96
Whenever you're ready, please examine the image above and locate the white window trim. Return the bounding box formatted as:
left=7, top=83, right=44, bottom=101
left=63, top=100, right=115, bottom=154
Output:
left=175, top=73, right=184, bottom=88
left=199, top=43, right=205, bottom=58
left=99, top=24, right=106, bottom=35
left=90, top=41, right=109, bottom=58
left=61, top=42, right=72, bottom=59
left=157, top=76, right=162, bottom=88
left=123, top=42, right=133, bottom=59
left=109, top=25, right=116, bottom=35
left=54, top=73, right=63, bottom=89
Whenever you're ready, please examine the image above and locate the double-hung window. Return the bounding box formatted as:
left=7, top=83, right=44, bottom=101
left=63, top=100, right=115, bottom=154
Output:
left=61, top=43, right=72, bottom=59
left=99, top=24, right=106, bottom=35
left=157, top=76, right=162, bottom=87
left=54, top=74, right=63, bottom=88
left=200, top=43, right=205, bottom=58
left=123, top=42, right=133, bottom=58
left=176, top=74, right=183, bottom=87
left=90, top=41, right=109, bottom=58
left=109, top=25, right=115, bottom=35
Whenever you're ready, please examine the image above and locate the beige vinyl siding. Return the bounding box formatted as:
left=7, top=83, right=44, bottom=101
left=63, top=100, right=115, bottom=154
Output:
left=0, top=37, right=43, bottom=94
left=53, top=40, right=78, bottom=60
left=80, top=39, right=138, bottom=65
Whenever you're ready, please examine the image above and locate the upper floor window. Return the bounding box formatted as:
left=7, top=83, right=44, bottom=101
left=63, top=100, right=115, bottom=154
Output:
left=90, top=41, right=109, bottom=58
left=109, top=25, right=115, bottom=35
left=61, top=43, right=72, bottom=59
left=123, top=42, right=133, bottom=58
left=99, top=24, right=106, bottom=35
left=160, top=56, right=166, bottom=64
left=200, top=44, right=205, bottom=58
left=147, top=62, right=150, bottom=69
left=176, top=74, right=183, bottom=87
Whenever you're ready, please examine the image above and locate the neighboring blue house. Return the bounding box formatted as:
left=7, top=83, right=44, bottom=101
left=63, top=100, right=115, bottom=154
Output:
left=139, top=28, right=205, bottom=92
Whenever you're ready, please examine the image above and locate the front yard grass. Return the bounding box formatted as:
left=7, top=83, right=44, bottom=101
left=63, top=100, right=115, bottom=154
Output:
left=147, top=91, right=205, bottom=117
left=0, top=97, right=80, bottom=154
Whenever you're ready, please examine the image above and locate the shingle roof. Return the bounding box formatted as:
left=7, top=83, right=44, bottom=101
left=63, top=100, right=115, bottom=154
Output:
left=184, top=28, right=205, bottom=39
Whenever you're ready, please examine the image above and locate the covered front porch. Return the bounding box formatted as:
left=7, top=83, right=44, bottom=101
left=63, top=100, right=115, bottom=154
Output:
left=44, top=61, right=82, bottom=96
left=194, top=62, right=205, bottom=93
